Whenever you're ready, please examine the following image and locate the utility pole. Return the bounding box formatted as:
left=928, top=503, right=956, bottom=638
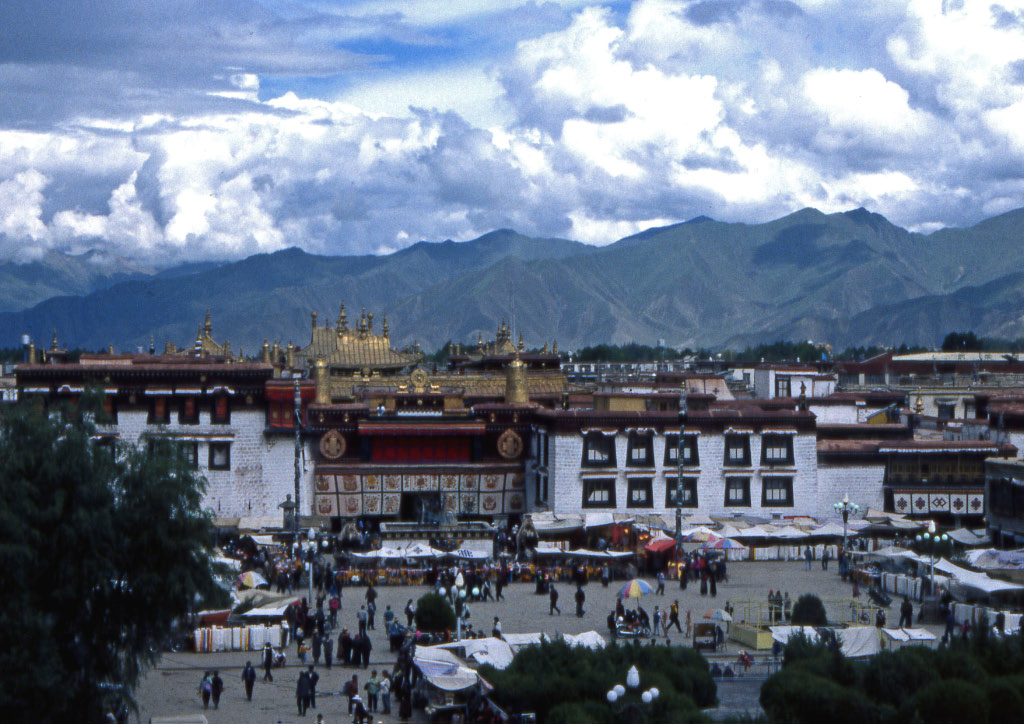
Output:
left=294, top=378, right=302, bottom=545
left=676, top=383, right=687, bottom=540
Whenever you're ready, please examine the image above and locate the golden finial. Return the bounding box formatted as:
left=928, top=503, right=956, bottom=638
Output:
left=382, top=315, right=389, bottom=338
left=311, top=310, right=318, bottom=331
left=110, top=344, right=116, bottom=355
left=261, top=339, right=270, bottom=363
left=541, top=342, right=549, bottom=353
left=368, top=312, right=374, bottom=333
left=477, top=332, right=484, bottom=350
left=223, top=340, right=231, bottom=360
left=337, top=302, right=347, bottom=331
left=204, top=309, right=212, bottom=336
left=553, top=340, right=558, bottom=355
left=51, top=328, right=58, bottom=351
left=518, top=332, right=524, bottom=351
left=915, top=396, right=924, bottom=415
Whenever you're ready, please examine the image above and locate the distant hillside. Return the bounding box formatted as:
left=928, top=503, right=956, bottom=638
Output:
left=2, top=209, right=1024, bottom=352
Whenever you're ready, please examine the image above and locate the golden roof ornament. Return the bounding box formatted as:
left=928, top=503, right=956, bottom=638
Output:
left=382, top=315, right=389, bottom=338
left=311, top=310, right=318, bottom=331
left=368, top=312, right=374, bottom=333
left=204, top=309, right=212, bottom=336
left=518, top=332, right=524, bottom=351
left=261, top=340, right=270, bottom=363
left=915, top=396, right=924, bottom=415
left=337, top=302, right=347, bottom=332
left=51, top=329, right=58, bottom=351
left=541, top=342, right=549, bottom=353
left=223, top=340, right=231, bottom=360
left=553, top=340, right=558, bottom=355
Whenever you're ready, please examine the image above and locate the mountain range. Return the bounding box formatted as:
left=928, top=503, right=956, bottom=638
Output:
left=4, top=206, right=1024, bottom=353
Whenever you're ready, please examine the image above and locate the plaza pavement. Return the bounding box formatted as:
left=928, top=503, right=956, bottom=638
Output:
left=133, top=559, right=883, bottom=723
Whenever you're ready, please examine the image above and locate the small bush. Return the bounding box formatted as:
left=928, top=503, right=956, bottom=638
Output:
left=790, top=594, right=827, bottom=626
left=414, top=592, right=455, bottom=632
left=903, top=679, right=989, bottom=724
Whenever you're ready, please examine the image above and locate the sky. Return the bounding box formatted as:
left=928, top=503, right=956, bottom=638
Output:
left=2, top=0, right=1024, bottom=266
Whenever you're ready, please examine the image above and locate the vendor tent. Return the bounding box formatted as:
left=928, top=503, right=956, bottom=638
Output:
left=932, top=559, right=1024, bottom=594
left=414, top=646, right=489, bottom=692
left=435, top=638, right=515, bottom=670
left=561, top=630, right=607, bottom=650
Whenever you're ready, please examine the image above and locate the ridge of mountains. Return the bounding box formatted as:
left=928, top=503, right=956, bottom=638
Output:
left=3, top=207, right=1024, bottom=353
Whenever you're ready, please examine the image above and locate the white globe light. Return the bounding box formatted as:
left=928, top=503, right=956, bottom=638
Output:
left=438, top=587, right=447, bottom=597
left=607, top=690, right=618, bottom=703
left=649, top=687, right=659, bottom=700
left=614, top=684, right=625, bottom=698
left=472, top=587, right=480, bottom=597
left=642, top=691, right=652, bottom=704
left=626, top=665, right=641, bottom=689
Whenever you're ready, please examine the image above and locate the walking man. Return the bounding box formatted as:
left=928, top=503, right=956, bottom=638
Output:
left=357, top=605, right=368, bottom=637
left=549, top=583, right=561, bottom=615
left=307, top=665, right=319, bottom=709
left=667, top=601, right=682, bottom=633
left=656, top=571, right=665, bottom=595
left=262, top=642, right=274, bottom=681
left=804, top=546, right=812, bottom=571
left=898, top=596, right=913, bottom=628
left=242, top=661, right=256, bottom=701
left=296, top=669, right=311, bottom=716
left=405, top=598, right=415, bottom=626
left=345, top=675, right=359, bottom=714
left=575, top=585, right=586, bottom=617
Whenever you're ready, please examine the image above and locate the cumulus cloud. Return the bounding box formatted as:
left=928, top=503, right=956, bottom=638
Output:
left=1, top=0, right=1024, bottom=265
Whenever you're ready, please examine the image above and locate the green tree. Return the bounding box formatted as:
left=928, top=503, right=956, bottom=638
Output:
left=790, top=594, right=828, bottom=626
left=942, top=331, right=982, bottom=351
left=414, top=592, right=456, bottom=632
left=0, top=396, right=221, bottom=723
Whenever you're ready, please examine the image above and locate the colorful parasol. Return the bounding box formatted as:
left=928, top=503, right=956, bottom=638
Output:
left=237, top=570, right=268, bottom=589
left=701, top=537, right=747, bottom=551
left=617, top=578, right=654, bottom=600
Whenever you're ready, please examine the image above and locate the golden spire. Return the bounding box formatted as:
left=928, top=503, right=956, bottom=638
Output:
left=51, top=329, right=58, bottom=351
left=505, top=348, right=528, bottom=404
left=541, top=342, right=549, bottom=353
left=314, top=354, right=329, bottom=404
left=368, top=312, right=374, bottom=333
left=382, top=315, right=389, bottom=338
left=477, top=332, right=484, bottom=350
left=518, top=332, right=524, bottom=351
left=311, top=310, right=318, bottom=331
left=337, top=302, right=347, bottom=332
left=261, top=339, right=270, bottom=363
left=204, top=309, right=212, bottom=337
left=552, top=339, right=558, bottom=355
left=223, top=340, right=231, bottom=360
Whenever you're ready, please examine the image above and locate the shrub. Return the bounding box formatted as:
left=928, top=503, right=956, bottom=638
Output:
left=414, top=592, right=455, bottom=632
left=760, top=669, right=878, bottom=724
left=862, top=648, right=939, bottom=709
left=903, top=679, right=989, bottom=724
left=790, top=594, right=827, bottom=625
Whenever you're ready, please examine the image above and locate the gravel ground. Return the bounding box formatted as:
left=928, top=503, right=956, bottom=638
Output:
left=132, top=560, right=909, bottom=723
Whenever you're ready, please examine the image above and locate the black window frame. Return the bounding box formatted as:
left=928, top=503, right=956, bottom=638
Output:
left=724, top=476, right=751, bottom=507
left=626, top=477, right=653, bottom=508
left=665, top=434, right=699, bottom=467
left=724, top=434, right=751, bottom=467
left=665, top=476, right=698, bottom=508
left=582, top=478, right=616, bottom=508
left=179, top=397, right=199, bottom=425
left=148, top=396, right=170, bottom=425
left=211, top=395, right=231, bottom=424
left=761, top=476, right=794, bottom=507
left=178, top=441, right=199, bottom=470
left=582, top=433, right=616, bottom=468
left=775, top=376, right=791, bottom=398
left=761, top=434, right=794, bottom=466
left=626, top=432, right=654, bottom=467
left=209, top=441, right=231, bottom=471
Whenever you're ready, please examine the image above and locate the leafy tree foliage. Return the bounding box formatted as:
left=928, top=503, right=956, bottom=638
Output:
left=480, top=639, right=715, bottom=723
left=0, top=396, right=221, bottom=723
left=414, top=592, right=456, bottom=632
left=760, top=622, right=1024, bottom=723
left=942, top=331, right=983, bottom=351
left=568, top=343, right=688, bottom=362
left=790, top=594, right=828, bottom=626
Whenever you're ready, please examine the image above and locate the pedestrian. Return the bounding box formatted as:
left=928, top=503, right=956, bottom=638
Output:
left=242, top=661, right=256, bottom=701
left=312, top=630, right=322, bottom=666
left=210, top=670, right=223, bottom=709
left=804, top=546, right=812, bottom=571
left=405, top=598, right=415, bottom=626
left=262, top=642, right=274, bottom=681
left=685, top=608, right=692, bottom=637
left=699, top=568, right=708, bottom=596
left=652, top=606, right=662, bottom=636
left=360, top=630, right=372, bottom=668
left=298, top=639, right=310, bottom=664
left=345, top=675, right=359, bottom=713
left=709, top=571, right=717, bottom=598
left=898, top=596, right=913, bottom=628
left=324, top=634, right=333, bottom=669
left=876, top=608, right=886, bottom=629
left=549, top=583, right=560, bottom=615
left=329, top=593, right=340, bottom=627
left=601, top=565, right=610, bottom=588
left=351, top=695, right=369, bottom=724
left=199, top=671, right=212, bottom=709
left=367, top=599, right=377, bottom=630
left=296, top=669, right=311, bottom=716
left=340, top=628, right=352, bottom=666
left=679, top=561, right=688, bottom=590
left=656, top=571, right=665, bottom=595
left=575, top=585, right=585, bottom=617
left=822, top=547, right=831, bottom=570
left=307, top=665, right=320, bottom=709
left=492, top=616, right=503, bottom=639
left=667, top=601, right=682, bottom=632
left=357, top=605, right=368, bottom=637
left=380, top=671, right=392, bottom=714
left=783, top=592, right=792, bottom=622
left=365, top=669, right=380, bottom=712
left=495, top=572, right=505, bottom=601
left=384, top=604, right=395, bottom=631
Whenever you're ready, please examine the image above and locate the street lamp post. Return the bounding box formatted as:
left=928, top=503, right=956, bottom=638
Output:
left=606, top=665, right=659, bottom=724
left=293, top=378, right=302, bottom=547
left=675, top=386, right=687, bottom=544
left=916, top=521, right=949, bottom=603
left=832, top=494, right=860, bottom=556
